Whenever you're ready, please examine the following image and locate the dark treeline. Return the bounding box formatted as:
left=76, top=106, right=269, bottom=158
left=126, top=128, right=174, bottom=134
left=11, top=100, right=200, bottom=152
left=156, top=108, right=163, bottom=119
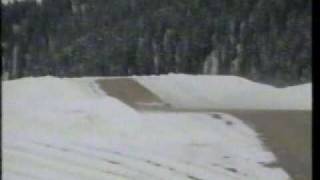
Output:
left=2, top=0, right=311, bottom=86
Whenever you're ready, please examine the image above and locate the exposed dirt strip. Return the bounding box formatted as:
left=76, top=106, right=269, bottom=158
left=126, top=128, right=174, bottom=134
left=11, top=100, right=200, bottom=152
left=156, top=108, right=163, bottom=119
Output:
left=97, top=78, right=311, bottom=180
left=97, top=78, right=168, bottom=109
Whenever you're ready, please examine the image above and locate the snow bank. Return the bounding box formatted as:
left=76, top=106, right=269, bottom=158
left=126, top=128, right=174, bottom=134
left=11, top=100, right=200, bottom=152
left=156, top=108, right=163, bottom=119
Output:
left=3, top=76, right=290, bottom=179
left=135, top=74, right=311, bottom=110
left=3, top=76, right=143, bottom=143
left=2, top=0, right=42, bottom=5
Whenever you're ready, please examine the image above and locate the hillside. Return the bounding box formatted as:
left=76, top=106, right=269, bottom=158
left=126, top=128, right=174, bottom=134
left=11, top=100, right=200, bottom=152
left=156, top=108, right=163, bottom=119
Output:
left=134, top=74, right=311, bottom=110
left=2, top=75, right=298, bottom=179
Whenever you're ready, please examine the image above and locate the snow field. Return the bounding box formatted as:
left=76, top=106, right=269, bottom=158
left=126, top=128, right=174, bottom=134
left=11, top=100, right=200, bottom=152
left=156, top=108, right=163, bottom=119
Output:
left=134, top=74, right=311, bottom=110
left=3, top=76, right=291, bottom=179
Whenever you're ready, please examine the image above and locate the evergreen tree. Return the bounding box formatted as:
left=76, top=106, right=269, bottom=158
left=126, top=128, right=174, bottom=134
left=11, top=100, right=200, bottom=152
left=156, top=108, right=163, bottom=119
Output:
left=1, top=0, right=311, bottom=86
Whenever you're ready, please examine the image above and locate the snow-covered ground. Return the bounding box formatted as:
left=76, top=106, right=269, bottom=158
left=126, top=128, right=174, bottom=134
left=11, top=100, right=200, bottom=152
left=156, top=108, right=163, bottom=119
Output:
left=3, top=76, right=292, bottom=179
left=1, top=0, right=42, bottom=5
left=135, top=74, right=311, bottom=110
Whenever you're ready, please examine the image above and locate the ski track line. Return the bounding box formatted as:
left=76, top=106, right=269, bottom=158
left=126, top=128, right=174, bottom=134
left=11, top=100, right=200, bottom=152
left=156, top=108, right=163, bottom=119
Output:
left=3, top=145, right=149, bottom=179
left=72, top=142, right=249, bottom=180
left=3, top=168, right=44, bottom=180
left=34, top=141, right=194, bottom=180
left=3, top=145, right=129, bottom=180
left=5, top=139, right=244, bottom=180
left=5, top=141, right=173, bottom=180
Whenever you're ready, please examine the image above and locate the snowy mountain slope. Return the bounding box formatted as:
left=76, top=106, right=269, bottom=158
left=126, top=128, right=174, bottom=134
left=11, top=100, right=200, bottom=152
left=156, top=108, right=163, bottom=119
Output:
left=3, top=76, right=291, bottom=179
left=135, top=74, right=311, bottom=110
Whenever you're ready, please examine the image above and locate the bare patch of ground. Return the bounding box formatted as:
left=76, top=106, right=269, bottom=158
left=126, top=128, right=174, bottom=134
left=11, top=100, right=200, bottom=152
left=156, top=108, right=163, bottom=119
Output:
left=97, top=78, right=311, bottom=180
left=97, top=78, right=170, bottom=109
left=225, top=110, right=311, bottom=180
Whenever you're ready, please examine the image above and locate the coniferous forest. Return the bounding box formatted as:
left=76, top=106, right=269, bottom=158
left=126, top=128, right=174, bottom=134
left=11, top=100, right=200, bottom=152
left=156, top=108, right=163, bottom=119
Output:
left=2, top=0, right=311, bottom=86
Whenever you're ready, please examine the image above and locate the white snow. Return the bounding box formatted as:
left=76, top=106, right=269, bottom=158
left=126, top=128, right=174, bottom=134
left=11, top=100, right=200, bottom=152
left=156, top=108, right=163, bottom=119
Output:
left=135, top=73, right=311, bottom=110
left=1, top=0, right=42, bottom=5
left=3, top=76, right=291, bottom=179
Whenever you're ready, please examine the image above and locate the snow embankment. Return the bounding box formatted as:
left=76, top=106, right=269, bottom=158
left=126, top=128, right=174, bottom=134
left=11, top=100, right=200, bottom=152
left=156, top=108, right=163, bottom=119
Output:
left=3, top=76, right=143, bottom=142
left=135, top=74, right=311, bottom=110
left=2, top=0, right=42, bottom=5
left=3, top=76, right=290, bottom=179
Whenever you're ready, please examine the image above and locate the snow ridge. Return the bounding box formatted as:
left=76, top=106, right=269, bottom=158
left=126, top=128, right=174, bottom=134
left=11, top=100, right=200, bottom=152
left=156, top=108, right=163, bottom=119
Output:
left=135, top=74, right=311, bottom=110
left=3, top=76, right=291, bottom=179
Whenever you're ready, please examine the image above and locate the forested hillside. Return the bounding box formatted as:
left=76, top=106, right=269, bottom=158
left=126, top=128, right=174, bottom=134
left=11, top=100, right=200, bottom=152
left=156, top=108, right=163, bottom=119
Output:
left=2, top=0, right=311, bottom=86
